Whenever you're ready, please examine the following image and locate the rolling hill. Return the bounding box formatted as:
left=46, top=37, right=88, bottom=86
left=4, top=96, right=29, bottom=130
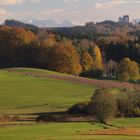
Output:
left=0, top=68, right=95, bottom=115
left=0, top=67, right=137, bottom=115
left=0, top=68, right=140, bottom=140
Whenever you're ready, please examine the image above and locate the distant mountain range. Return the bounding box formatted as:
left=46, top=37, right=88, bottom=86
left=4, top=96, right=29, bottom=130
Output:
left=4, top=19, right=39, bottom=33
left=4, top=19, right=75, bottom=33
left=23, top=19, right=74, bottom=27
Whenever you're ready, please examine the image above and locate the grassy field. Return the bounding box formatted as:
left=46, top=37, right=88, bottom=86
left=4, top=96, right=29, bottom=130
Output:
left=0, top=68, right=139, bottom=140
left=0, top=118, right=140, bottom=140
left=0, top=69, right=95, bottom=114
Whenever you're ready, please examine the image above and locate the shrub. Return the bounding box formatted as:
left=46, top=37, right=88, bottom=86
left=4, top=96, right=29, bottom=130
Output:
left=37, top=115, right=58, bottom=122
left=67, top=102, right=89, bottom=115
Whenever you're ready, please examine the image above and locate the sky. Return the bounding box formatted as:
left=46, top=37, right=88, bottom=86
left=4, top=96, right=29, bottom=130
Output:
left=0, top=0, right=140, bottom=25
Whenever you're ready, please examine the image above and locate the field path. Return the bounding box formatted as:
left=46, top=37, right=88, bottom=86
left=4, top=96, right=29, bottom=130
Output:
left=37, top=74, right=134, bottom=89
left=80, top=128, right=140, bottom=136
left=4, top=68, right=138, bottom=89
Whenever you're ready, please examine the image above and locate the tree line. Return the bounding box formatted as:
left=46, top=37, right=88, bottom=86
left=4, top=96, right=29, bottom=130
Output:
left=0, top=25, right=139, bottom=81
left=68, top=87, right=140, bottom=123
left=0, top=26, right=103, bottom=76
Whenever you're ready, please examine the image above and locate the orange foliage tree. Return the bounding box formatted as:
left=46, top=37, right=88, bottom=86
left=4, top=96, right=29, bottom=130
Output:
left=46, top=41, right=82, bottom=75
left=0, top=26, right=39, bottom=67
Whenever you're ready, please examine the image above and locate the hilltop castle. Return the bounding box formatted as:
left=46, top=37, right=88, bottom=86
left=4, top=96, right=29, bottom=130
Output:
left=119, top=15, right=129, bottom=24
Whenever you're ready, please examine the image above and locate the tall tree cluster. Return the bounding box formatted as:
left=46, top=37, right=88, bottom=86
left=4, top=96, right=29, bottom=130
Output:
left=0, top=25, right=139, bottom=80
left=0, top=26, right=39, bottom=67
left=0, top=26, right=103, bottom=76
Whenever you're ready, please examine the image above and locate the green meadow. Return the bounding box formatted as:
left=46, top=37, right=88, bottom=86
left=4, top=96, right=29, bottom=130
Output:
left=0, top=68, right=139, bottom=140
left=0, top=69, right=95, bottom=114
left=0, top=118, right=140, bottom=140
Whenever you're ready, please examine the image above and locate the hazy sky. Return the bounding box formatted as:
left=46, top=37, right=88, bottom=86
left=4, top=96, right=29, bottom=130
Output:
left=0, top=0, right=140, bottom=24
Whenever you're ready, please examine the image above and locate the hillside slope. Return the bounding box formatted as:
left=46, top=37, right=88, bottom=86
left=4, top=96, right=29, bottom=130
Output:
left=0, top=68, right=137, bottom=115
left=5, top=68, right=136, bottom=89
left=0, top=68, right=94, bottom=115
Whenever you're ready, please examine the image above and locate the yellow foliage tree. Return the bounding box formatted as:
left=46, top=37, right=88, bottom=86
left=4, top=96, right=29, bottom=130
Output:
left=81, top=52, right=94, bottom=72
left=117, top=58, right=139, bottom=81
left=89, top=45, right=104, bottom=77
left=93, top=45, right=103, bottom=71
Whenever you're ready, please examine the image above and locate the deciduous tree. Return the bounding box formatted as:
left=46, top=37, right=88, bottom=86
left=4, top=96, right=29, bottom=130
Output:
left=117, top=58, right=139, bottom=81
left=88, top=88, right=117, bottom=123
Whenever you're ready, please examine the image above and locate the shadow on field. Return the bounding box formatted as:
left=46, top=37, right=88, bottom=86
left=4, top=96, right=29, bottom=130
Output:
left=31, top=111, right=66, bottom=116
left=31, top=111, right=95, bottom=123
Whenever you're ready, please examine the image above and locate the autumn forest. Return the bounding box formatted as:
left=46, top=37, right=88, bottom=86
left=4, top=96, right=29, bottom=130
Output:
left=0, top=20, right=140, bottom=82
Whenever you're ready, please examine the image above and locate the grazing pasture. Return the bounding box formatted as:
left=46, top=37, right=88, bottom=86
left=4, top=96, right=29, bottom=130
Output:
left=0, top=118, right=140, bottom=140
left=0, top=69, right=95, bottom=114
left=0, top=68, right=139, bottom=140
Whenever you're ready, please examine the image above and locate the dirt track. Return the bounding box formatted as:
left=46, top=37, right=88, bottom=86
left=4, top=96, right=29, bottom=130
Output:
left=46, top=75, right=135, bottom=89
left=6, top=69, right=138, bottom=89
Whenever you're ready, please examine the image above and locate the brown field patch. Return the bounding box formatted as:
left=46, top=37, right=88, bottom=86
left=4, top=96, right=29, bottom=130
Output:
left=5, top=68, right=138, bottom=89
left=79, top=128, right=140, bottom=136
